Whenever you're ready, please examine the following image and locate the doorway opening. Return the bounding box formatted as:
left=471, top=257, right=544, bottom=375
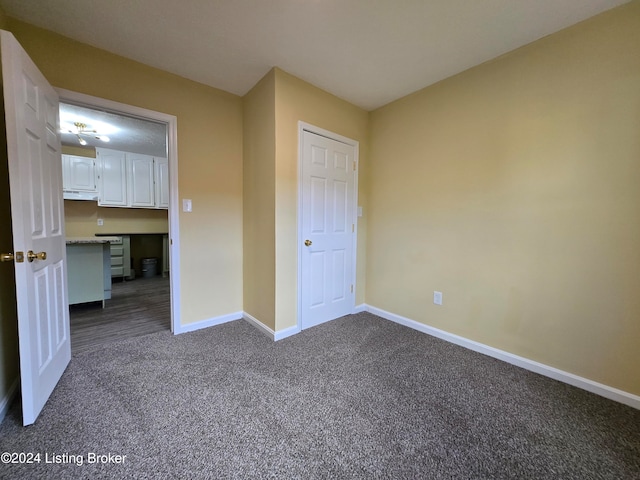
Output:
left=57, top=89, right=180, bottom=352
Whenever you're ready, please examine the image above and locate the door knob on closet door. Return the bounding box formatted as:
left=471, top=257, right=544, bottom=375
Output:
left=304, top=240, right=312, bottom=246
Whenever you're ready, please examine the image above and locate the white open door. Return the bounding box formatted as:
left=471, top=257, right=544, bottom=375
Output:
left=1, top=30, right=70, bottom=426
left=300, top=128, right=357, bottom=330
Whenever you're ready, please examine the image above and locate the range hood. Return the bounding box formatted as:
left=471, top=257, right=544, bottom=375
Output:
left=63, top=190, right=98, bottom=201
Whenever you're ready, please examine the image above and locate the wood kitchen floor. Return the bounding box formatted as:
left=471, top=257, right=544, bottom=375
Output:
left=69, top=275, right=170, bottom=354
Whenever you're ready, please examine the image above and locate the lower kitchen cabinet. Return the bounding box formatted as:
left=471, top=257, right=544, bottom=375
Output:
left=110, top=235, right=131, bottom=279
left=66, top=239, right=116, bottom=306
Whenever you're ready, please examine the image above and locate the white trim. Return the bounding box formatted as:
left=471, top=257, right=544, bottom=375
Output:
left=0, top=378, right=19, bottom=424
left=243, top=312, right=275, bottom=339
left=299, top=122, right=359, bottom=147
left=274, top=325, right=301, bottom=341
left=364, top=304, right=640, bottom=410
left=243, top=312, right=301, bottom=341
left=353, top=303, right=367, bottom=314
left=297, top=122, right=359, bottom=332
left=55, top=89, right=181, bottom=334
left=174, top=311, right=243, bottom=334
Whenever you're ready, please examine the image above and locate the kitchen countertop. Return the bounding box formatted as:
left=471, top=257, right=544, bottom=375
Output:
left=66, top=236, right=121, bottom=244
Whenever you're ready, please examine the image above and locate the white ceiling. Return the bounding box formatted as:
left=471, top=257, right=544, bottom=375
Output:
left=0, top=0, right=631, bottom=110
left=60, top=103, right=167, bottom=157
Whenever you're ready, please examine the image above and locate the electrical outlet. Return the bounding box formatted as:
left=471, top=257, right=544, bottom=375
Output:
left=433, top=291, right=443, bottom=306
left=97, top=218, right=104, bottom=226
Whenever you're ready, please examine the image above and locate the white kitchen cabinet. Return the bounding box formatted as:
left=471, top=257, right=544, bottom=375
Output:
left=97, top=148, right=128, bottom=206
left=96, top=148, right=167, bottom=209
left=155, top=157, right=169, bottom=209
left=62, top=154, right=97, bottom=192
left=128, top=153, right=155, bottom=207
left=109, top=235, right=131, bottom=279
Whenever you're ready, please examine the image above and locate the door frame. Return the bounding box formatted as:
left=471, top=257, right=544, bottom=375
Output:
left=296, top=121, right=359, bottom=331
left=56, top=89, right=181, bottom=333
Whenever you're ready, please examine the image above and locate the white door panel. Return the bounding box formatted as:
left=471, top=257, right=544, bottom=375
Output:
left=301, top=130, right=357, bottom=329
left=1, top=30, right=70, bottom=426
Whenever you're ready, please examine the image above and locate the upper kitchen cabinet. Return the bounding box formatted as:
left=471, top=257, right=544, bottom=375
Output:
left=62, top=154, right=99, bottom=200
left=154, top=157, right=169, bottom=209
left=128, top=153, right=156, bottom=208
left=97, top=148, right=128, bottom=207
left=96, top=147, right=168, bottom=209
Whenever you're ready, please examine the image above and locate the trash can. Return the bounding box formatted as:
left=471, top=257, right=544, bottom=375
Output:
left=141, top=257, right=158, bottom=278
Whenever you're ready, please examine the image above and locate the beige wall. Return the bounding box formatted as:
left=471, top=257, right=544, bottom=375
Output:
left=243, top=70, right=277, bottom=329
left=274, top=69, right=369, bottom=330
left=242, top=68, right=369, bottom=332
left=367, top=2, right=640, bottom=395
left=63, top=201, right=168, bottom=237
left=6, top=18, right=244, bottom=326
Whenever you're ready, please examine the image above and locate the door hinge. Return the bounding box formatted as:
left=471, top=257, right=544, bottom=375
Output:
left=353, top=161, right=357, bottom=171
left=350, top=284, right=354, bottom=293
left=352, top=224, right=355, bottom=233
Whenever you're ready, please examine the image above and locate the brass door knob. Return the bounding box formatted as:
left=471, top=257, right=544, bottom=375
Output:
left=304, top=240, right=312, bottom=246
left=2, top=252, right=23, bottom=263
left=27, top=250, right=47, bottom=262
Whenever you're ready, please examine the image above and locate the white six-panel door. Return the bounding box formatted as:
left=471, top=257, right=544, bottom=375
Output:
left=300, top=130, right=357, bottom=330
left=1, top=30, right=70, bottom=425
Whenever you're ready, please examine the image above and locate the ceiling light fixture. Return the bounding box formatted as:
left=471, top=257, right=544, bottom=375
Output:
left=65, top=122, right=110, bottom=146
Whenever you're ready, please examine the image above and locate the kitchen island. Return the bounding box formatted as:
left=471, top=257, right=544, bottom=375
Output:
left=66, top=237, right=120, bottom=306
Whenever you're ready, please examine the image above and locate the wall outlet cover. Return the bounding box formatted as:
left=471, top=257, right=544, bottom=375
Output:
left=434, top=291, right=443, bottom=305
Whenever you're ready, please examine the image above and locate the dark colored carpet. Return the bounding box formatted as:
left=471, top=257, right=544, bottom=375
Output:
left=0, top=313, right=638, bottom=479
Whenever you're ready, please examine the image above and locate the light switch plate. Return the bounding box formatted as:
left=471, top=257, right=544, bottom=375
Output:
left=434, top=291, right=443, bottom=305
left=182, top=199, right=192, bottom=212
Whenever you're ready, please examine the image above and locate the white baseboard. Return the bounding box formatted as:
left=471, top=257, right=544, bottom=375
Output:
left=365, top=304, right=640, bottom=410
left=274, top=325, right=301, bottom=341
left=242, top=312, right=301, bottom=341
left=0, top=378, right=19, bottom=424
left=174, top=311, right=243, bottom=334
left=242, top=312, right=274, bottom=339
left=172, top=309, right=300, bottom=341
left=353, top=303, right=367, bottom=313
